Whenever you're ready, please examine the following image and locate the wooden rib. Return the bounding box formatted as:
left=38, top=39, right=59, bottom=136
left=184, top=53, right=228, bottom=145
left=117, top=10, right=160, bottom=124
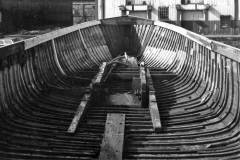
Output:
left=146, top=69, right=162, bottom=132
left=25, top=20, right=100, bottom=49
left=51, top=39, right=66, bottom=76
left=99, top=113, right=125, bottom=160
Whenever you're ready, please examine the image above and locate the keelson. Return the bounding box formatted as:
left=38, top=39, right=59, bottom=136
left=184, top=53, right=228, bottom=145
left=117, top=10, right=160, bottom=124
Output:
left=0, top=16, right=240, bottom=159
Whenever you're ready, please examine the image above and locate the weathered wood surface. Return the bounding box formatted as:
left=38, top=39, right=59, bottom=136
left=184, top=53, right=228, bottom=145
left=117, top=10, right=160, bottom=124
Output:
left=146, top=69, right=162, bottom=132
left=93, top=62, right=107, bottom=84
left=1, top=16, right=240, bottom=159
left=211, top=40, right=240, bottom=62
left=25, top=20, right=100, bottom=49
left=99, top=113, right=125, bottom=160
left=67, top=93, right=91, bottom=133
left=140, top=62, right=147, bottom=107
left=68, top=62, right=107, bottom=133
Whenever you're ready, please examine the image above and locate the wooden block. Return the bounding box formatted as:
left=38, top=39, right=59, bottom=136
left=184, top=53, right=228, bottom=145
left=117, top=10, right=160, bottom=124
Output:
left=67, top=93, right=91, bottom=133
left=68, top=63, right=111, bottom=133
left=146, top=69, right=162, bottom=132
left=99, top=114, right=125, bottom=160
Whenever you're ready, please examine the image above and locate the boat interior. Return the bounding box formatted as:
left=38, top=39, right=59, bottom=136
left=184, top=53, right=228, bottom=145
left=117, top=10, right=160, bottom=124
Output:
left=0, top=16, right=240, bottom=159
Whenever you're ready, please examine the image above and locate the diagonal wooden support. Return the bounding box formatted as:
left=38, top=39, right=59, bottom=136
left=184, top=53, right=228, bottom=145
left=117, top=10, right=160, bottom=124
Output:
left=67, top=62, right=107, bottom=133
left=146, top=69, right=162, bottom=132
left=67, top=93, right=91, bottom=133
left=99, top=114, right=125, bottom=160
left=140, top=62, right=147, bottom=107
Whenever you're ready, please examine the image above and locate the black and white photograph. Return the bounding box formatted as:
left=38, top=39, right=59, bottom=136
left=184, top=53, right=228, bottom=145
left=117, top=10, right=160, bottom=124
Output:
left=0, top=0, right=240, bottom=159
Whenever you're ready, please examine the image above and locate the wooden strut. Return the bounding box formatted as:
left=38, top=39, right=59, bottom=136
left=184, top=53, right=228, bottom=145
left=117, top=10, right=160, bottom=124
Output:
left=146, top=68, right=162, bottom=132
left=139, top=62, right=147, bottom=107
left=67, top=62, right=108, bottom=133
left=99, top=113, right=125, bottom=160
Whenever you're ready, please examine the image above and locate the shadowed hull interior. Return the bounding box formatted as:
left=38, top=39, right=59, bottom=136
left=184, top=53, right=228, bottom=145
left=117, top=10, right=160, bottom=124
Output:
left=0, top=16, right=240, bottom=159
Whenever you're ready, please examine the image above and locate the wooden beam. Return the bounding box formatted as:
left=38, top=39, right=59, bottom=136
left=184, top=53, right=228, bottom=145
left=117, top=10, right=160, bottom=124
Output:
left=93, top=62, right=107, bottom=84
left=146, top=69, right=162, bottom=132
left=67, top=62, right=107, bottom=133
left=67, top=93, right=91, bottom=133
left=112, top=72, right=176, bottom=79
left=140, top=62, right=147, bottom=107
left=25, top=20, right=100, bottom=49
left=99, top=113, right=125, bottom=160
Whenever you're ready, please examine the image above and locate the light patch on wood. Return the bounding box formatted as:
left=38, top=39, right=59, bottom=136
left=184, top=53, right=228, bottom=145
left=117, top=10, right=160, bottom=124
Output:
left=67, top=93, right=91, bottom=133
left=99, top=114, right=125, bottom=160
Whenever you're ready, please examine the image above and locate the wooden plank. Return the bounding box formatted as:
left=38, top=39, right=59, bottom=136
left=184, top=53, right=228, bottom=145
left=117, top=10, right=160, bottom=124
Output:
left=68, top=62, right=107, bottom=133
left=99, top=113, right=125, bottom=160
left=146, top=69, right=162, bottom=132
left=67, top=93, right=91, bottom=133
left=140, top=62, right=147, bottom=107
left=25, top=20, right=100, bottom=49
left=92, top=62, right=107, bottom=87
left=93, top=62, right=107, bottom=84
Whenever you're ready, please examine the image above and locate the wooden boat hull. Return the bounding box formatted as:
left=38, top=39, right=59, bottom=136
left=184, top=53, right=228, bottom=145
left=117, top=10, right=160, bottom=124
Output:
left=0, top=16, right=240, bottom=159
